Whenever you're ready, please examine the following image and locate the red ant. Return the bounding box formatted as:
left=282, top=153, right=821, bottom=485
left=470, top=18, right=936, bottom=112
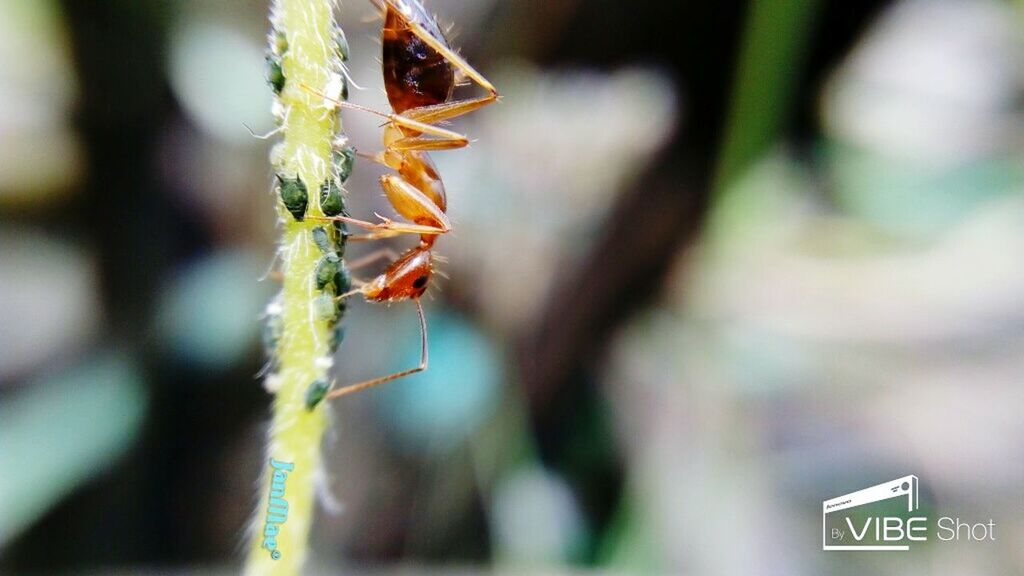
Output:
left=304, top=0, right=499, bottom=400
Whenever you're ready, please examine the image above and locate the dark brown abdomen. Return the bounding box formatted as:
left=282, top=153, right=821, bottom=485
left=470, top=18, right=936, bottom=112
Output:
left=382, top=7, right=454, bottom=114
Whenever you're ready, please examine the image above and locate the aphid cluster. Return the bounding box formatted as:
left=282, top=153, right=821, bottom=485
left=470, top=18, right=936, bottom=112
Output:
left=267, top=0, right=499, bottom=405
left=261, top=5, right=356, bottom=409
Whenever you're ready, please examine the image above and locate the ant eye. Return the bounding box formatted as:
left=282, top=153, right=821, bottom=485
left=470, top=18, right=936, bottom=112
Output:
left=412, top=275, right=428, bottom=289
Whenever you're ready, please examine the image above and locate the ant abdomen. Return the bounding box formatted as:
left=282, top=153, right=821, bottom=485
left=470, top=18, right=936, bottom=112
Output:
left=382, top=2, right=454, bottom=114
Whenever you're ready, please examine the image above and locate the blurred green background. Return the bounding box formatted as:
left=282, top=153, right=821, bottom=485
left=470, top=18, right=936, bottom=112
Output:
left=1, top=0, right=1023, bottom=573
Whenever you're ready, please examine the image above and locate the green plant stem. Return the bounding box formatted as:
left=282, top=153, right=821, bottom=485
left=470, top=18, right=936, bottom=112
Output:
left=712, top=0, right=821, bottom=197
left=245, top=0, right=346, bottom=574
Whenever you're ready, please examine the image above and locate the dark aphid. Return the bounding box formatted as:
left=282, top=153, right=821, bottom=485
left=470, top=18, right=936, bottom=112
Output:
left=305, top=379, right=331, bottom=411
left=262, top=307, right=283, bottom=358
left=333, top=265, right=352, bottom=295
left=266, top=55, right=285, bottom=94
left=261, top=296, right=284, bottom=375
left=315, top=253, right=340, bottom=291
left=278, top=175, right=308, bottom=221
left=333, top=297, right=348, bottom=322
left=332, top=220, right=349, bottom=255
left=319, top=179, right=345, bottom=217
left=329, top=293, right=348, bottom=333
left=313, top=293, right=338, bottom=321
left=311, top=226, right=333, bottom=254
left=329, top=323, right=346, bottom=353
left=332, top=143, right=356, bottom=184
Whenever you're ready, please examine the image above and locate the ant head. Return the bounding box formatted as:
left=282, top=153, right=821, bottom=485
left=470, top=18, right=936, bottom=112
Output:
left=363, top=245, right=432, bottom=302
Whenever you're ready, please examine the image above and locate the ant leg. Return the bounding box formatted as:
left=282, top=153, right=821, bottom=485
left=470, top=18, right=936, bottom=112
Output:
left=379, top=174, right=451, bottom=232
left=307, top=214, right=447, bottom=238
left=383, top=97, right=502, bottom=151
left=355, top=149, right=390, bottom=168
left=383, top=103, right=505, bottom=149
left=312, top=174, right=452, bottom=237
left=300, top=84, right=480, bottom=152
left=325, top=298, right=428, bottom=399
left=348, top=232, right=397, bottom=242
left=335, top=285, right=367, bottom=302
left=300, top=83, right=468, bottom=146
left=388, top=133, right=472, bottom=152
left=383, top=95, right=502, bottom=151
left=402, top=93, right=499, bottom=126
left=346, top=247, right=399, bottom=270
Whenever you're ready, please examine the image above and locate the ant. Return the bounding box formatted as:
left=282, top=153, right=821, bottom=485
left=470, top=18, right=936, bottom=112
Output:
left=304, top=0, right=499, bottom=400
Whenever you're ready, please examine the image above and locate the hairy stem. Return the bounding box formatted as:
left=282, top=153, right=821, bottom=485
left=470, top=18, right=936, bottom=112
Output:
left=246, top=0, right=351, bottom=574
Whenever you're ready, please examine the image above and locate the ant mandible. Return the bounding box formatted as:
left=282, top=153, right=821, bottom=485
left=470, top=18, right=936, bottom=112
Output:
left=304, top=0, right=499, bottom=400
